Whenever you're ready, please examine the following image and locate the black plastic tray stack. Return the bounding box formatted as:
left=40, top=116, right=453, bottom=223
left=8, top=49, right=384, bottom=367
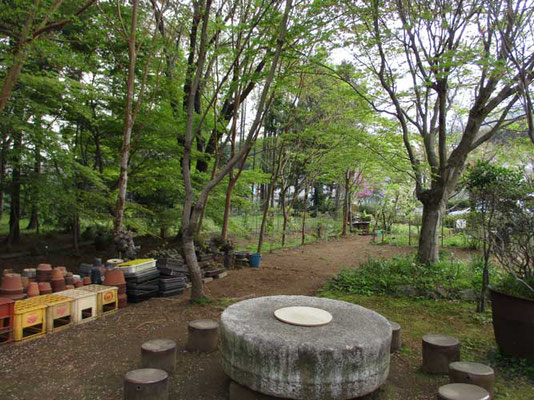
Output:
left=125, top=266, right=160, bottom=303
left=156, top=258, right=189, bottom=297
left=159, top=276, right=186, bottom=297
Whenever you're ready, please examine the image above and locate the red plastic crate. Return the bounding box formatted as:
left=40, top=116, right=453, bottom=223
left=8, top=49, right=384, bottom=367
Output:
left=0, top=298, right=15, bottom=344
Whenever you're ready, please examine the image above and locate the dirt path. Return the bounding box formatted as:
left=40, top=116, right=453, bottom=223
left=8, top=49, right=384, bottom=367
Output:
left=0, top=236, right=411, bottom=400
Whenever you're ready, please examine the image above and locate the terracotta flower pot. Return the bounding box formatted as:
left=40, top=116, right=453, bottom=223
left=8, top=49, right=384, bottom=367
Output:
left=118, top=293, right=127, bottom=308
left=1, top=273, right=24, bottom=294
left=38, top=282, right=52, bottom=294
left=75, top=280, right=83, bottom=288
left=37, top=263, right=52, bottom=272
left=51, top=267, right=64, bottom=281
left=65, top=275, right=74, bottom=286
left=83, top=276, right=91, bottom=285
left=105, top=268, right=126, bottom=285
left=51, top=279, right=66, bottom=293
left=57, top=266, right=68, bottom=277
left=27, top=282, right=40, bottom=297
left=65, top=285, right=75, bottom=290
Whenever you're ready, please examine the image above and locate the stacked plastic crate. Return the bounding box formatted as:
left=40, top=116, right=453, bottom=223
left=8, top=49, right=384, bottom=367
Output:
left=118, top=259, right=160, bottom=303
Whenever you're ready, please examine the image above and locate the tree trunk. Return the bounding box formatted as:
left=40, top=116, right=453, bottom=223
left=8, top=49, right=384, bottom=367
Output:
left=0, top=137, right=7, bottom=222
left=221, top=177, right=236, bottom=241
left=27, top=145, right=41, bottom=231
left=257, top=146, right=284, bottom=254
left=257, top=182, right=274, bottom=254
left=114, top=0, right=139, bottom=236
left=281, top=189, right=288, bottom=246
left=301, top=186, right=309, bottom=245
left=7, top=130, right=22, bottom=247
left=342, top=174, right=350, bottom=236
left=72, top=213, right=80, bottom=256
left=417, top=201, right=443, bottom=264
left=182, top=225, right=205, bottom=299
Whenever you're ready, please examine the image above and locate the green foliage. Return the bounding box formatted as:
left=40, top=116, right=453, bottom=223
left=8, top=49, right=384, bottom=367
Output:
left=322, top=255, right=497, bottom=299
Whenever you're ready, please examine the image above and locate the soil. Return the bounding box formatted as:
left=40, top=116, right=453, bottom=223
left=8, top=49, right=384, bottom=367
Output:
left=0, top=236, right=468, bottom=400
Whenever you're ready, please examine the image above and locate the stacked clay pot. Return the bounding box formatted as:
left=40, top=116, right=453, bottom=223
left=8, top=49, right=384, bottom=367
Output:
left=38, top=282, right=52, bottom=295
left=50, top=267, right=66, bottom=293
left=82, top=276, right=91, bottom=285
left=104, top=268, right=127, bottom=308
left=37, top=263, right=53, bottom=282
left=65, top=272, right=74, bottom=286
left=0, top=273, right=26, bottom=300
left=75, top=280, right=84, bottom=288
left=57, top=266, right=68, bottom=278
left=27, top=282, right=40, bottom=297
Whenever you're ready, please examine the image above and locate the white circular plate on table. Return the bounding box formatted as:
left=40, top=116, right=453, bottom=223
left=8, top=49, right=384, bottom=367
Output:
left=274, top=306, right=333, bottom=327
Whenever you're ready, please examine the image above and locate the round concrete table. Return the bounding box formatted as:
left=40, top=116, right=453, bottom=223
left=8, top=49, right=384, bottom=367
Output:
left=220, top=295, right=391, bottom=400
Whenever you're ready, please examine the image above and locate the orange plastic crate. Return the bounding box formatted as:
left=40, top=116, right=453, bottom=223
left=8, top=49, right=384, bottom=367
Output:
left=0, top=298, right=15, bottom=344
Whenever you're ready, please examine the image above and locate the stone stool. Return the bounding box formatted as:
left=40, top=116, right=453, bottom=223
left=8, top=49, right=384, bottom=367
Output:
left=438, top=383, right=490, bottom=400
left=186, top=319, right=219, bottom=353
left=141, top=339, right=177, bottom=374
left=124, top=368, right=168, bottom=400
left=422, top=334, right=460, bottom=374
left=390, top=321, right=401, bottom=353
left=449, top=361, right=495, bottom=398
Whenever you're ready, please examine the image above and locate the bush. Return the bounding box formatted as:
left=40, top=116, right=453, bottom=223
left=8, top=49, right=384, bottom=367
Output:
left=322, top=255, right=497, bottom=300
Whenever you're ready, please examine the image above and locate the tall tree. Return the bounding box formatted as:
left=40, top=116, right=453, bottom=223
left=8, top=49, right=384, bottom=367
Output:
left=340, top=0, right=534, bottom=263
left=181, top=0, right=293, bottom=300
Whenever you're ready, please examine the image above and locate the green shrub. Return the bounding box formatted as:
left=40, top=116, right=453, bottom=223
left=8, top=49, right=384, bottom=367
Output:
left=322, top=255, right=498, bottom=300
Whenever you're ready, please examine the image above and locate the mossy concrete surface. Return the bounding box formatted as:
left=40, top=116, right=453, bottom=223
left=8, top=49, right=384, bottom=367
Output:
left=221, top=295, right=391, bottom=400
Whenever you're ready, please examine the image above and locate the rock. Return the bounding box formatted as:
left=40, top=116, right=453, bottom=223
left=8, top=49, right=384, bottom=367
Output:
left=459, top=289, right=477, bottom=302
left=395, top=285, right=417, bottom=297
left=435, top=286, right=449, bottom=299
left=220, top=295, right=391, bottom=400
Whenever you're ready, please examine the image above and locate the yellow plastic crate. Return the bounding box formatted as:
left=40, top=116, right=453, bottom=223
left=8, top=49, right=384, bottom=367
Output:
left=14, top=300, right=47, bottom=342
left=60, top=289, right=98, bottom=324
left=77, top=284, right=118, bottom=316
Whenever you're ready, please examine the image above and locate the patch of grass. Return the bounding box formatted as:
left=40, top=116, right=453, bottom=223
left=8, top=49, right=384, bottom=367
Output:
left=318, top=290, right=534, bottom=399
left=190, top=296, right=214, bottom=306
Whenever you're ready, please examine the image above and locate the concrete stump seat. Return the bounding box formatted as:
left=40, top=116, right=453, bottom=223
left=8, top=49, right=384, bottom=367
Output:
left=220, top=295, right=392, bottom=400
left=141, top=339, right=177, bottom=373
left=389, top=321, right=401, bottom=353
left=448, top=362, right=495, bottom=398
left=123, top=368, right=168, bottom=400
left=437, top=383, right=490, bottom=400
left=186, top=319, right=219, bottom=353
left=422, top=334, right=461, bottom=374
